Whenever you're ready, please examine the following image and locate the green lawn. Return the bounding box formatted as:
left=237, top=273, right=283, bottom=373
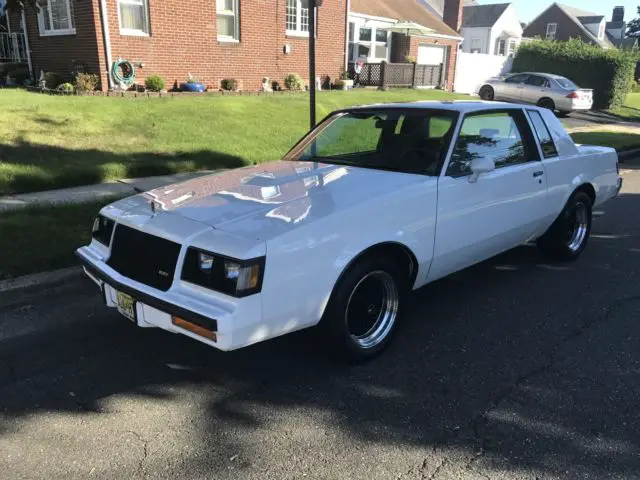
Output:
left=570, top=130, right=640, bottom=150
left=0, top=198, right=119, bottom=279
left=609, top=93, right=640, bottom=122
left=0, top=89, right=468, bottom=195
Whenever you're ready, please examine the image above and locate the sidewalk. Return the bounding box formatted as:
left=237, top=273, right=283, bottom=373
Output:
left=0, top=170, right=217, bottom=213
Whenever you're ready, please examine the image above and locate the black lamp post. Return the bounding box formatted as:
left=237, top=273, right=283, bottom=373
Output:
left=309, top=0, right=322, bottom=130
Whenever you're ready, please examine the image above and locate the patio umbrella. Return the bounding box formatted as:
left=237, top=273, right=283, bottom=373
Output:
left=386, top=21, right=436, bottom=57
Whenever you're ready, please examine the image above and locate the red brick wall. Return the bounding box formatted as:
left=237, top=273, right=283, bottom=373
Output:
left=20, top=0, right=103, bottom=82
left=408, top=36, right=459, bottom=92
left=105, top=0, right=348, bottom=91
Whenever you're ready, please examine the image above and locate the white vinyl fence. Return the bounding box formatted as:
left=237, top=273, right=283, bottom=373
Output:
left=454, top=52, right=513, bottom=95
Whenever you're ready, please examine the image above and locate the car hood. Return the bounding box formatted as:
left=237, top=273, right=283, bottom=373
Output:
left=110, top=161, right=424, bottom=241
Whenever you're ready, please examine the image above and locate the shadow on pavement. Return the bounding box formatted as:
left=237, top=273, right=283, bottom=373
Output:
left=0, top=193, right=639, bottom=478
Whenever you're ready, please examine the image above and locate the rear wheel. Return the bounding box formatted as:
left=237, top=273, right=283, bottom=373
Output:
left=537, top=98, right=556, bottom=112
left=479, top=86, right=495, bottom=101
left=320, top=257, right=408, bottom=363
left=537, top=191, right=593, bottom=261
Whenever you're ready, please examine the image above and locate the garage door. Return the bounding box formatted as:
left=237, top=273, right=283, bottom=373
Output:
left=417, top=45, right=446, bottom=65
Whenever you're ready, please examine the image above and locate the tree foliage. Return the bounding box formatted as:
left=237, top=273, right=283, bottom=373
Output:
left=627, top=7, right=640, bottom=37
left=512, top=38, right=636, bottom=109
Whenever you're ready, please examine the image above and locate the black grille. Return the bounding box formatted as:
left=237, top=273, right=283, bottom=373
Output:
left=107, top=224, right=181, bottom=291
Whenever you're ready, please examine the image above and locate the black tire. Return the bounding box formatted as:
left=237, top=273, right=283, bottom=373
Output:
left=557, top=110, right=571, bottom=118
left=537, top=191, right=593, bottom=261
left=320, top=256, right=408, bottom=363
left=537, top=98, right=556, bottom=112
left=479, top=85, right=495, bottom=101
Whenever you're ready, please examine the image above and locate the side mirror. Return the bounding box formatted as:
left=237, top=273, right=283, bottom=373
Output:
left=469, top=157, right=495, bottom=183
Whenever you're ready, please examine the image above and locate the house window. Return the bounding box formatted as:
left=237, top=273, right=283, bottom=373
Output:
left=37, top=0, right=75, bottom=36
left=286, top=0, right=310, bottom=36
left=546, top=23, right=557, bottom=39
left=351, top=25, right=388, bottom=63
left=217, top=0, right=239, bottom=41
left=508, top=40, right=518, bottom=55
left=495, top=39, right=506, bottom=56
left=118, top=0, right=149, bottom=35
left=348, top=22, right=355, bottom=61
left=470, top=38, right=481, bottom=53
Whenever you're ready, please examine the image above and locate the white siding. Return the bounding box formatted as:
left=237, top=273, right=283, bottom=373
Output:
left=488, top=4, right=523, bottom=57
left=460, top=26, right=491, bottom=53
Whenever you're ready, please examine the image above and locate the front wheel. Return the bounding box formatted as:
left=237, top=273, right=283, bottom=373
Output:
left=320, top=257, right=407, bottom=363
left=537, top=191, right=593, bottom=261
left=479, top=86, right=495, bottom=101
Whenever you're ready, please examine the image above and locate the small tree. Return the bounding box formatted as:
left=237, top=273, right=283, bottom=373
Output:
left=627, top=7, right=640, bottom=37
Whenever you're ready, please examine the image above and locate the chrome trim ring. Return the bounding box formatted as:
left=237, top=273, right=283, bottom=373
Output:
left=345, top=270, right=399, bottom=349
left=567, top=201, right=589, bottom=252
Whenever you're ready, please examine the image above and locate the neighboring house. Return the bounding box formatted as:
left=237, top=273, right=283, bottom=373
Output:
left=4, top=0, right=466, bottom=92
left=347, top=0, right=463, bottom=90
left=605, top=6, right=639, bottom=49
left=523, top=3, right=615, bottom=49
left=460, top=3, right=522, bottom=56
left=6, top=0, right=349, bottom=91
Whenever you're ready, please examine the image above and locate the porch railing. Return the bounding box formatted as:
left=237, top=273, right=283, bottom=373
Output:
left=0, top=33, right=28, bottom=63
left=348, top=62, right=444, bottom=89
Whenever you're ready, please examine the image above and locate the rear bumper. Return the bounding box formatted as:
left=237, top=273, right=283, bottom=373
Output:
left=556, top=98, right=593, bottom=111
left=76, top=246, right=264, bottom=351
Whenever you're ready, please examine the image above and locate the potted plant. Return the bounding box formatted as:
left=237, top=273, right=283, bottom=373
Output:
left=180, top=73, right=206, bottom=92
left=334, top=71, right=354, bottom=90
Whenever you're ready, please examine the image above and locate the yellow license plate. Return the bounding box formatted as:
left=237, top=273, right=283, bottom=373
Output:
left=116, top=291, right=137, bottom=322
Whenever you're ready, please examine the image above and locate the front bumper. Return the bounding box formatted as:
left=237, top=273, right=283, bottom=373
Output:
left=76, top=247, right=263, bottom=351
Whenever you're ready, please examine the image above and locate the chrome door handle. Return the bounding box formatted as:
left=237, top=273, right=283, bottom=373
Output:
left=533, top=170, right=544, bottom=178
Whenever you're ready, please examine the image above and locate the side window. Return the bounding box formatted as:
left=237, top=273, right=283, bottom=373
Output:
left=505, top=74, right=528, bottom=84
left=527, top=110, right=558, bottom=158
left=446, top=111, right=537, bottom=177
left=526, top=76, right=548, bottom=87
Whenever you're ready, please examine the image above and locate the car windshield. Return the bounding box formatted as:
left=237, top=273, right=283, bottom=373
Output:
left=555, top=77, right=578, bottom=90
left=283, top=109, right=459, bottom=176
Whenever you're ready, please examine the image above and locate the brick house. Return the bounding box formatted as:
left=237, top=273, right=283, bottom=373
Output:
left=4, top=0, right=464, bottom=91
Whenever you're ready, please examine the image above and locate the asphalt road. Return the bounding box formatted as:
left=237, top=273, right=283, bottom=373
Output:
left=561, top=110, right=638, bottom=130
left=1, top=168, right=640, bottom=480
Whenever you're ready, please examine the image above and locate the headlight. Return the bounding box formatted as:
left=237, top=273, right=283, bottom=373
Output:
left=182, top=248, right=265, bottom=297
left=92, top=214, right=115, bottom=246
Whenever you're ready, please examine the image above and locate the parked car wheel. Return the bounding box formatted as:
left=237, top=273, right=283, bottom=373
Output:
left=479, top=85, right=495, bottom=101
left=320, top=256, right=408, bottom=363
left=537, top=191, right=593, bottom=261
left=537, top=98, right=556, bottom=112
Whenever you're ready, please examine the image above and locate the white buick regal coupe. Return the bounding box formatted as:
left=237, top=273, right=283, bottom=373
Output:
left=77, top=101, right=623, bottom=361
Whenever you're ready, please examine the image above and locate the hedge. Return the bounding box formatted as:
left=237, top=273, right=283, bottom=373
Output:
left=512, top=38, right=638, bottom=109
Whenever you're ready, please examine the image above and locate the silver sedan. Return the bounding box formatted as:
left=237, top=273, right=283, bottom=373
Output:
left=478, top=72, right=593, bottom=116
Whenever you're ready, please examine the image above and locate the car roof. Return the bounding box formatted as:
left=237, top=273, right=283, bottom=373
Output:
left=513, top=72, right=570, bottom=81
left=342, top=100, right=539, bottom=114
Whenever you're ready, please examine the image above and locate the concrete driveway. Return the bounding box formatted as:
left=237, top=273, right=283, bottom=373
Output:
left=562, top=110, right=639, bottom=130
left=1, top=168, right=639, bottom=480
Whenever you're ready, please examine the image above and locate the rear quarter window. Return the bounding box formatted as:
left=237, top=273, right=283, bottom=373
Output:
left=527, top=110, right=558, bottom=158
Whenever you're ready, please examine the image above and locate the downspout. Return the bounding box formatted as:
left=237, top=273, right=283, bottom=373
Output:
left=344, top=0, right=350, bottom=71
left=20, top=9, right=33, bottom=78
left=98, top=0, right=113, bottom=89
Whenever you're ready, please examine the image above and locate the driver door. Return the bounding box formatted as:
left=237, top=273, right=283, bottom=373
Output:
left=427, top=109, right=548, bottom=282
left=499, top=74, right=530, bottom=101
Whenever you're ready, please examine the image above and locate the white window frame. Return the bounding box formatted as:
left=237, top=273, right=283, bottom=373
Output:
left=495, top=38, right=507, bottom=56
left=470, top=38, right=481, bottom=54
left=348, top=18, right=392, bottom=64
left=117, top=0, right=150, bottom=37
left=217, top=0, right=240, bottom=42
left=546, top=23, right=557, bottom=39
left=37, top=0, right=76, bottom=37
left=286, top=0, right=313, bottom=38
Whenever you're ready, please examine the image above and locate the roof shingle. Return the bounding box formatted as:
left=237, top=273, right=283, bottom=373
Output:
left=462, top=3, right=510, bottom=28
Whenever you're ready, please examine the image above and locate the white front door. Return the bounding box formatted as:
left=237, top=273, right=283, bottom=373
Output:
left=417, top=45, right=446, bottom=65
left=427, top=109, right=548, bottom=282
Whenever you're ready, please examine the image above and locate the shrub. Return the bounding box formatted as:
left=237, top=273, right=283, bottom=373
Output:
left=272, top=80, right=281, bottom=91
left=284, top=73, right=304, bottom=91
left=632, top=80, right=640, bottom=93
left=144, top=75, right=165, bottom=92
left=74, top=72, right=99, bottom=92
left=57, top=82, right=74, bottom=93
left=6, top=66, right=30, bottom=85
left=405, top=55, right=417, bottom=64
left=44, top=72, right=64, bottom=89
left=221, top=78, right=238, bottom=91
left=512, top=38, right=637, bottom=109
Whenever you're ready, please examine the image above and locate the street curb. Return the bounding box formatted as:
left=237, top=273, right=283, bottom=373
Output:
left=0, top=266, right=85, bottom=295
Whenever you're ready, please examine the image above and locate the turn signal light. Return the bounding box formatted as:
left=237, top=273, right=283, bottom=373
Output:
left=172, top=316, right=217, bottom=341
